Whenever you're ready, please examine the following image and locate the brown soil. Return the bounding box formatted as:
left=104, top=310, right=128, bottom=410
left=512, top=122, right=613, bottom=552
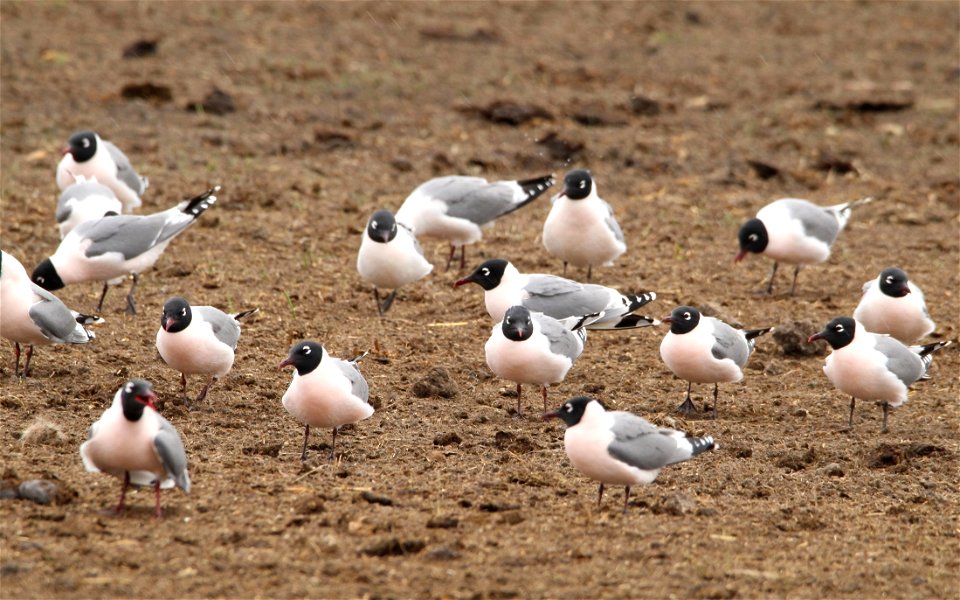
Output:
left=2, top=2, right=958, bottom=598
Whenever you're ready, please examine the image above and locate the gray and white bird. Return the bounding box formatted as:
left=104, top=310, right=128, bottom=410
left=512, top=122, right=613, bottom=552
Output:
left=735, top=196, right=874, bottom=295
left=55, top=175, right=123, bottom=239
left=0, top=250, right=101, bottom=377
left=853, top=267, right=935, bottom=343
left=545, top=396, right=717, bottom=512
left=80, top=379, right=191, bottom=518
left=279, top=341, right=373, bottom=462
left=660, top=306, right=772, bottom=418
left=156, top=297, right=258, bottom=406
left=56, top=130, right=149, bottom=213
left=356, top=209, right=433, bottom=315
left=31, top=185, right=219, bottom=314
left=485, top=305, right=590, bottom=417
left=542, top=169, right=626, bottom=281
left=395, top=173, right=555, bottom=270
left=808, top=316, right=950, bottom=432
left=454, top=258, right=657, bottom=330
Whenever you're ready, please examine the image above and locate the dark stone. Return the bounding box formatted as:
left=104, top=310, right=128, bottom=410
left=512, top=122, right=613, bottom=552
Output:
left=536, top=131, right=584, bottom=161
left=186, top=87, right=236, bottom=115
left=630, top=95, right=661, bottom=116
left=426, top=516, right=459, bottom=529
left=360, top=491, right=394, bottom=506
left=361, top=538, right=425, bottom=557
left=746, top=159, right=781, bottom=180
left=122, top=39, right=158, bottom=59
left=433, top=432, right=462, bottom=447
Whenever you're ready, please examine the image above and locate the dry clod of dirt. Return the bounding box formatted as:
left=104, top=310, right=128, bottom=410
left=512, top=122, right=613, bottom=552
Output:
left=866, top=442, right=949, bottom=469
left=629, top=94, right=662, bottom=116
left=185, top=87, right=235, bottom=116
left=426, top=547, right=460, bottom=561
left=773, top=320, right=826, bottom=356
left=462, top=99, right=553, bottom=126
left=19, top=419, right=67, bottom=446
left=120, top=81, right=172, bottom=103
left=653, top=492, right=698, bottom=516
left=493, top=431, right=536, bottom=454
left=433, top=432, right=462, bottom=447
left=775, top=447, right=816, bottom=471
left=122, top=39, right=158, bottom=59
left=295, top=496, right=326, bottom=515
left=411, top=367, right=459, bottom=398
left=818, top=463, right=845, bottom=477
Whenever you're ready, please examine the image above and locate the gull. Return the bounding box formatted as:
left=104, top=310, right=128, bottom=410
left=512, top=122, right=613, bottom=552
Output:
left=356, top=209, right=433, bottom=315
left=55, top=175, right=123, bottom=239
left=31, top=186, right=219, bottom=314
left=735, top=196, right=874, bottom=294
left=56, top=130, right=149, bottom=213
left=545, top=396, right=717, bottom=512
left=395, top=173, right=554, bottom=270
left=853, top=267, right=935, bottom=343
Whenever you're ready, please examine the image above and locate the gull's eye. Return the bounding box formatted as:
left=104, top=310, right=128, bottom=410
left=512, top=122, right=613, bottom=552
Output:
left=683, top=311, right=691, bottom=320
left=505, top=317, right=512, bottom=324
left=834, top=324, right=844, bottom=333
left=747, top=234, right=758, bottom=243
left=180, top=308, right=187, bottom=316
left=564, top=403, right=573, bottom=413
left=884, top=276, right=893, bottom=284
left=371, top=220, right=378, bottom=229
left=35, top=276, right=45, bottom=284
left=481, top=268, right=490, bottom=276
left=82, top=138, right=90, bottom=148
left=302, top=346, right=311, bottom=354
left=579, top=180, right=586, bottom=188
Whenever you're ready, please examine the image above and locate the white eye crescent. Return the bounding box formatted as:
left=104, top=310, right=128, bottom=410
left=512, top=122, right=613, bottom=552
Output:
left=683, top=312, right=691, bottom=320
left=180, top=308, right=187, bottom=316
left=302, top=346, right=311, bottom=354
left=82, top=138, right=90, bottom=148
left=748, top=234, right=758, bottom=242
left=834, top=324, right=844, bottom=332
left=885, top=276, right=893, bottom=284
left=481, top=268, right=490, bottom=276
left=564, top=403, right=573, bottom=413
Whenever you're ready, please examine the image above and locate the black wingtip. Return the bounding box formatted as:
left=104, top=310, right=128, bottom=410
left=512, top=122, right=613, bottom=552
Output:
left=625, top=291, right=657, bottom=313
left=499, top=174, right=556, bottom=216
left=181, top=185, right=220, bottom=216
left=689, top=435, right=717, bottom=456
left=917, top=340, right=950, bottom=357
left=232, top=307, right=260, bottom=322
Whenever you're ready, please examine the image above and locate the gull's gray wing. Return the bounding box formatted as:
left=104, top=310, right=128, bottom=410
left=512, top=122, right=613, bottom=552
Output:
left=523, top=275, right=611, bottom=319
left=27, top=284, right=91, bottom=343
left=80, top=207, right=194, bottom=260
left=875, top=336, right=924, bottom=387
left=602, top=200, right=625, bottom=244
left=193, top=306, right=242, bottom=349
left=153, top=416, right=191, bottom=493
left=419, top=176, right=517, bottom=226
left=782, top=199, right=840, bottom=246
left=607, top=412, right=689, bottom=470
left=104, top=140, right=147, bottom=195
left=333, top=358, right=369, bottom=402
left=537, top=315, right=583, bottom=363
left=56, top=180, right=118, bottom=223
left=709, top=319, right=750, bottom=367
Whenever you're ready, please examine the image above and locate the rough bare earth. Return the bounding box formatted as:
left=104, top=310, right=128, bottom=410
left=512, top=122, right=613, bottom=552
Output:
left=1, top=2, right=958, bottom=598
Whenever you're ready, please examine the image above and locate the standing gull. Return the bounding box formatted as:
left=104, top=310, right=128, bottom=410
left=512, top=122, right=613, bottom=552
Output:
left=356, top=209, right=433, bottom=315
left=56, top=130, right=149, bottom=213
left=542, top=169, right=626, bottom=280
left=395, top=173, right=554, bottom=270
left=808, top=316, right=949, bottom=432
left=279, top=341, right=373, bottom=462
left=455, top=258, right=657, bottom=329
left=853, top=267, right=935, bottom=343
left=485, top=305, right=590, bottom=417
left=156, top=296, right=258, bottom=406
left=660, top=306, right=772, bottom=418
left=545, top=396, right=717, bottom=512
left=31, top=186, right=219, bottom=314
left=0, top=250, right=101, bottom=377
left=80, top=379, right=191, bottom=518
left=735, top=196, right=874, bottom=295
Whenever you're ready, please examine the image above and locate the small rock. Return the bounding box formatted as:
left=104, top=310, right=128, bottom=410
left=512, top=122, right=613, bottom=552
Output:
left=411, top=367, right=458, bottom=398
left=773, top=320, right=826, bottom=356
left=433, top=432, right=462, bottom=447
left=654, top=492, right=697, bottom=516
left=296, top=497, right=326, bottom=514
left=17, top=480, right=74, bottom=506
left=746, top=159, right=781, bottom=180
left=697, top=507, right=718, bottom=517
left=493, top=431, right=535, bottom=454
left=498, top=511, right=525, bottom=525
left=390, top=159, right=413, bottom=172
left=466, top=100, right=553, bottom=126
left=819, top=463, right=845, bottom=477
left=792, top=408, right=809, bottom=418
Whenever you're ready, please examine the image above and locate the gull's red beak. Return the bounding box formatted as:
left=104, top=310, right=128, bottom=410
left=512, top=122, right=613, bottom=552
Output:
left=453, top=275, right=473, bottom=288
left=164, top=318, right=175, bottom=331
left=734, top=250, right=748, bottom=263
left=278, top=357, right=294, bottom=371
left=807, top=333, right=824, bottom=344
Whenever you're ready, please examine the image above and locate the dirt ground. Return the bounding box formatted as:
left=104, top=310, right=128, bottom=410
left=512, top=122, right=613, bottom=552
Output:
left=1, top=2, right=958, bottom=598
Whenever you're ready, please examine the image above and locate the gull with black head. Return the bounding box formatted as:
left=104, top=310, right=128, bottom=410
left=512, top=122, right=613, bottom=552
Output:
left=56, top=130, right=148, bottom=213
left=357, top=209, right=433, bottom=315
left=853, top=267, right=935, bottom=344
